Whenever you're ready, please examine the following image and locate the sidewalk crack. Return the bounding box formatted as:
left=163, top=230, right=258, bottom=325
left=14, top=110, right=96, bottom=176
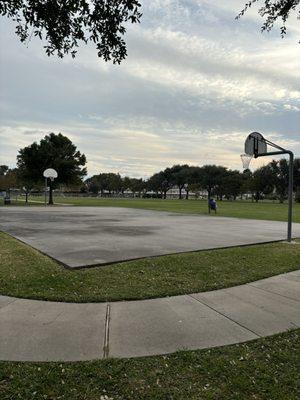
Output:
left=247, top=283, right=300, bottom=303
left=0, top=298, right=18, bottom=311
left=188, top=294, right=261, bottom=338
left=103, top=304, right=111, bottom=359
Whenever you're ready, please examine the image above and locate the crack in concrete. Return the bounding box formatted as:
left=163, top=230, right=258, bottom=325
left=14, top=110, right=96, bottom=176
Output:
left=0, top=297, right=18, bottom=311
left=247, top=283, right=300, bottom=303
left=42, top=311, right=64, bottom=326
left=187, top=294, right=261, bottom=338
left=103, top=304, right=110, bottom=359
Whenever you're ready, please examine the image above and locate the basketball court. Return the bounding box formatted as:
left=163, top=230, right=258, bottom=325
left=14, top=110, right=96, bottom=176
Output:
left=1, top=206, right=299, bottom=268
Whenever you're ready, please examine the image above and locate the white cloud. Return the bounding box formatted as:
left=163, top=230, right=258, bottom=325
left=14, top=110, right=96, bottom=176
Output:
left=0, top=1, right=299, bottom=178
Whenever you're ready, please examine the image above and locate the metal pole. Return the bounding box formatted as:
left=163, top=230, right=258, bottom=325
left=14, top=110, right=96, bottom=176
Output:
left=45, top=177, right=47, bottom=207
left=253, top=147, right=294, bottom=242
left=287, top=151, right=294, bottom=242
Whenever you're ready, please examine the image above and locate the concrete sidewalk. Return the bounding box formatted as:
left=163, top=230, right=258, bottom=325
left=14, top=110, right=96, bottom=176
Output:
left=0, top=271, right=299, bottom=362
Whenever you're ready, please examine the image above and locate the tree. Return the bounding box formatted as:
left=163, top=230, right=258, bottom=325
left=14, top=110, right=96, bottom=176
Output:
left=0, top=0, right=142, bottom=63
left=85, top=176, right=100, bottom=195
left=0, top=167, right=18, bottom=194
left=266, top=157, right=300, bottom=202
left=148, top=169, right=173, bottom=199
left=183, top=166, right=199, bottom=200
left=128, top=178, right=145, bottom=197
left=293, top=158, right=300, bottom=190
left=196, top=165, right=227, bottom=212
left=96, top=173, right=109, bottom=195
left=0, top=165, right=9, bottom=176
left=219, top=170, right=244, bottom=200
left=122, top=176, right=132, bottom=194
left=237, top=1, right=300, bottom=40
left=269, top=159, right=289, bottom=202
left=240, top=169, right=253, bottom=199
left=17, top=132, right=87, bottom=204
left=169, top=164, right=190, bottom=199
left=249, top=165, right=274, bottom=202
left=106, top=173, right=122, bottom=194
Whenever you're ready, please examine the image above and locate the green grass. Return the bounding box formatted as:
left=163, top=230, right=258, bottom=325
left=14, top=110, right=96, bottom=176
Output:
left=1, top=232, right=299, bottom=302
left=4, top=196, right=300, bottom=223
left=1, top=329, right=299, bottom=400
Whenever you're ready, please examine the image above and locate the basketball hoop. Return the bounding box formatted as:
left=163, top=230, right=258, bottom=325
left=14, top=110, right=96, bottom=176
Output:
left=43, top=168, right=58, bottom=206
left=241, top=131, right=294, bottom=242
left=240, top=153, right=253, bottom=169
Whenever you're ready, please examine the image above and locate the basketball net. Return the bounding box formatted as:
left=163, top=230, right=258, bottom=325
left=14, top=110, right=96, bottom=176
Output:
left=240, top=154, right=253, bottom=170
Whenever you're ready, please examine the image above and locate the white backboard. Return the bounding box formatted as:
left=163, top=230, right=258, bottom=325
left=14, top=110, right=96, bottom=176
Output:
left=43, top=168, right=58, bottom=179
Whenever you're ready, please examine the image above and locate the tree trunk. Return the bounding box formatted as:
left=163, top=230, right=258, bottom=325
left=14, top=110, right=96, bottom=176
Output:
left=179, top=187, right=182, bottom=199
left=208, top=189, right=211, bottom=213
left=163, top=190, right=167, bottom=199
left=186, top=190, right=189, bottom=200
left=25, top=192, right=28, bottom=204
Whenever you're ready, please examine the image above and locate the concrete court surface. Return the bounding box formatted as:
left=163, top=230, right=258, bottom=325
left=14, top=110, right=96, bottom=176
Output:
left=0, top=270, right=299, bottom=361
left=1, top=206, right=300, bottom=268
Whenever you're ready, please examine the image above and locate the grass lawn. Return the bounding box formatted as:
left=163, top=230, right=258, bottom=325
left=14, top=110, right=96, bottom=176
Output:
left=1, top=232, right=299, bottom=302
left=0, top=329, right=299, bottom=399
left=5, top=196, right=300, bottom=223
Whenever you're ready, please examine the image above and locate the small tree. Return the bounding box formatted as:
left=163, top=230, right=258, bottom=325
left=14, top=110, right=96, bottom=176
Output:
left=17, top=133, right=86, bottom=204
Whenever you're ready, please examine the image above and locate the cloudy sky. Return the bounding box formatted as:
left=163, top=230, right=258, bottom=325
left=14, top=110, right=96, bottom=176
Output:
left=0, top=0, right=299, bottom=178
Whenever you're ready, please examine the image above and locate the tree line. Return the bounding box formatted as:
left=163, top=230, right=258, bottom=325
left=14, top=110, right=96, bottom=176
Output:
left=86, top=161, right=300, bottom=203
left=1, top=132, right=300, bottom=203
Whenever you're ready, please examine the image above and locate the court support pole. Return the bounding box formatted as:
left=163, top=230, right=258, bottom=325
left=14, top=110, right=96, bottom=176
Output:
left=45, top=177, right=47, bottom=207
left=257, top=149, right=294, bottom=242
left=287, top=151, right=294, bottom=242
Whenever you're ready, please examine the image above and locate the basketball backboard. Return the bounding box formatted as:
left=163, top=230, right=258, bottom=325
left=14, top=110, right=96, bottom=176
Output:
left=244, top=132, right=267, bottom=157
left=43, top=168, right=58, bottom=180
